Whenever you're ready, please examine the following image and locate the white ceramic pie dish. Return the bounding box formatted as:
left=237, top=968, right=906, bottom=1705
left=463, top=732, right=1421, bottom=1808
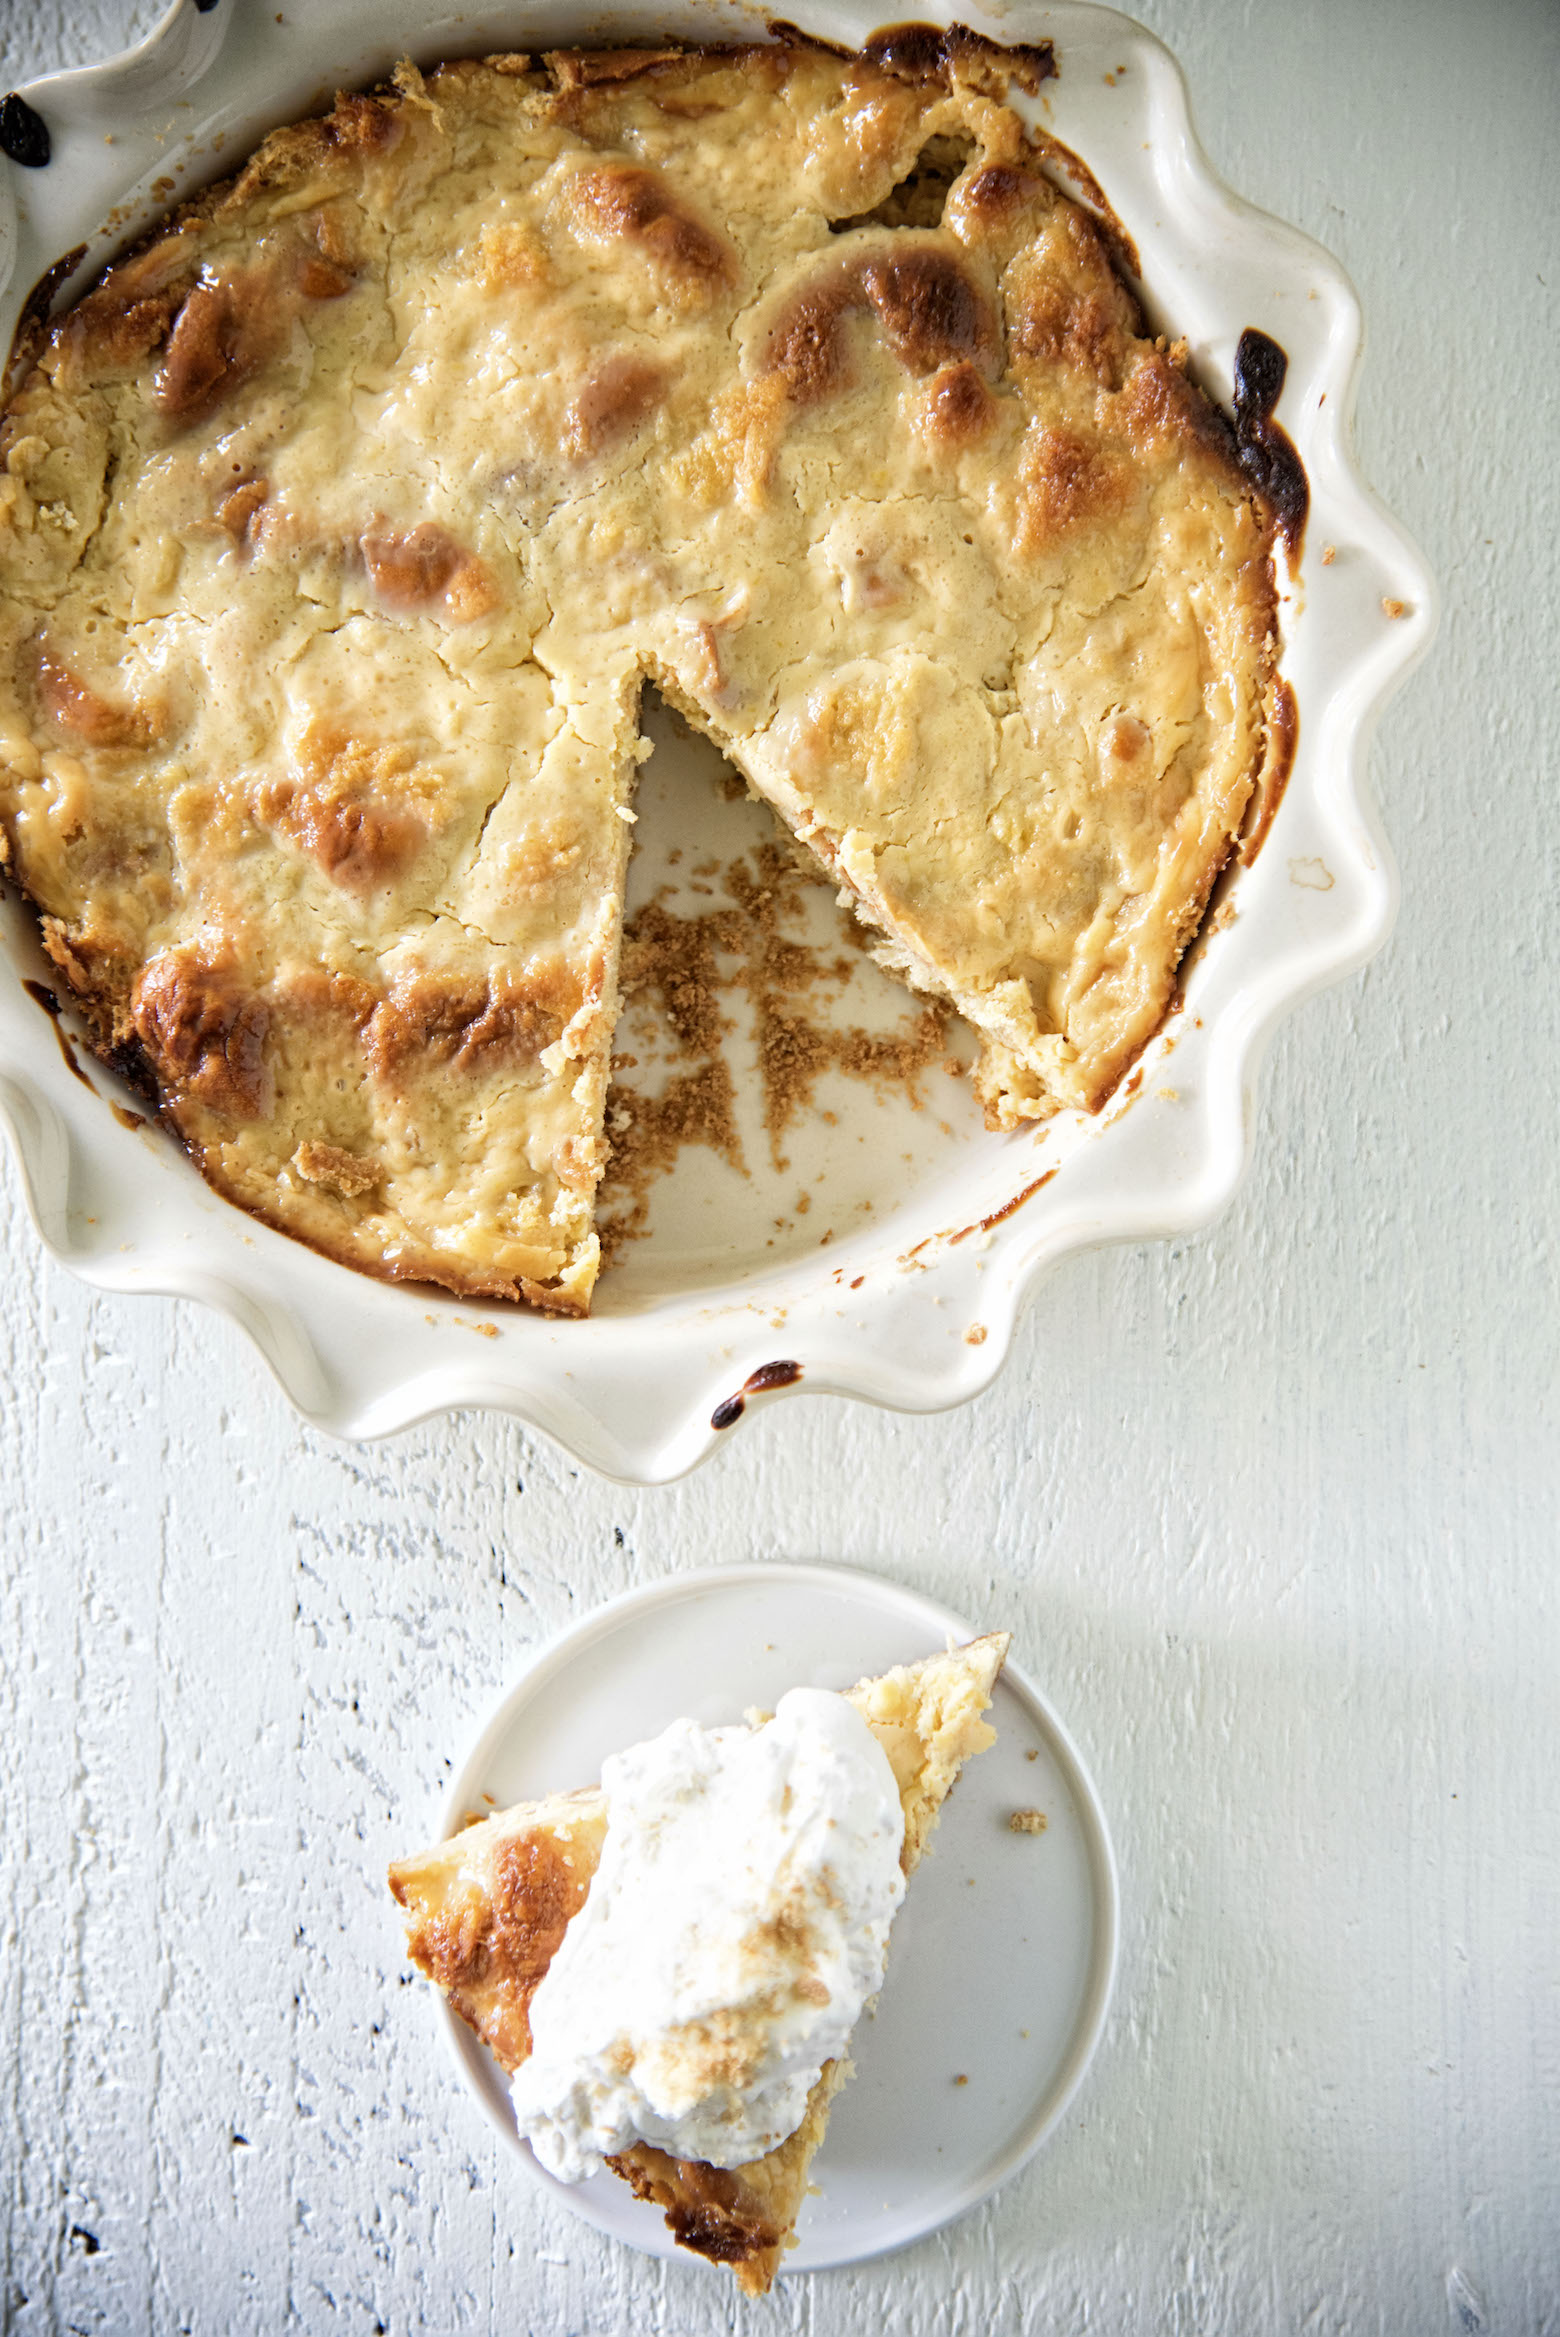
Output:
left=0, top=0, right=1435, bottom=1481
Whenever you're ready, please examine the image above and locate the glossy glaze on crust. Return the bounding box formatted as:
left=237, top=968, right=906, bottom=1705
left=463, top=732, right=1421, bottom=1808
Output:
left=0, top=39, right=1288, bottom=1305
left=387, top=1636, right=1009, bottom=2292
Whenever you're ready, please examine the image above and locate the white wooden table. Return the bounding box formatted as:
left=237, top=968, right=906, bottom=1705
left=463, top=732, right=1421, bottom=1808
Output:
left=2, top=2, right=1556, bottom=2331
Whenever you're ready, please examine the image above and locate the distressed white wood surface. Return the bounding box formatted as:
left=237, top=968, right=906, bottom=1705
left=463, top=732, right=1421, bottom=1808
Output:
left=2, top=0, right=1557, bottom=2330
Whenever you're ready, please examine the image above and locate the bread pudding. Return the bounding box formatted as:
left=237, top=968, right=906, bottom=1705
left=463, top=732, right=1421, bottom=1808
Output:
left=0, top=32, right=1289, bottom=1312
left=388, top=1633, right=1008, bottom=2291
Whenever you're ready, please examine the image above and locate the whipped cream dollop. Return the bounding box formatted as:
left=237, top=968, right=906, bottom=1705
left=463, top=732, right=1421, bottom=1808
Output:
left=510, top=1688, right=906, bottom=2179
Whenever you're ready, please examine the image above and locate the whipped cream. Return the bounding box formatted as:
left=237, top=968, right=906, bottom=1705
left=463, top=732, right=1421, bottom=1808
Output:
left=510, top=1688, right=906, bottom=2179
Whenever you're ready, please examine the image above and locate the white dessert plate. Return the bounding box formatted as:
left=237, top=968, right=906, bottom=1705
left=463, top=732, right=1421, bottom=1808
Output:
left=0, top=1, right=1437, bottom=1479
left=426, top=1562, right=1118, bottom=2279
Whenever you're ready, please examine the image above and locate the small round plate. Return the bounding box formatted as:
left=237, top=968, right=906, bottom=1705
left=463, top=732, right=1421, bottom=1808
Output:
left=430, top=1562, right=1118, bottom=2279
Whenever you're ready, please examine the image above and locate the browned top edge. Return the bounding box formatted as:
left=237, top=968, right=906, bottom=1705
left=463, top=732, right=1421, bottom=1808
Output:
left=1026, top=125, right=1141, bottom=281
left=4, top=25, right=1058, bottom=355
left=768, top=16, right=1056, bottom=89
left=1237, top=673, right=1299, bottom=866
left=1232, top=326, right=1309, bottom=564
left=4, top=243, right=86, bottom=399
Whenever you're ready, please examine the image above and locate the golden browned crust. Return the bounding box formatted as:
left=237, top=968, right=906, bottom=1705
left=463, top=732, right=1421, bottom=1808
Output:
left=390, top=1794, right=607, bottom=2067
left=606, top=2056, right=851, bottom=2296
left=387, top=1636, right=1009, bottom=2290
left=0, top=33, right=1288, bottom=1299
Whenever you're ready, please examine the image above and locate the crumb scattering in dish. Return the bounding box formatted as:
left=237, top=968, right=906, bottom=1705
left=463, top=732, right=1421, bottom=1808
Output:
left=601, top=833, right=954, bottom=1253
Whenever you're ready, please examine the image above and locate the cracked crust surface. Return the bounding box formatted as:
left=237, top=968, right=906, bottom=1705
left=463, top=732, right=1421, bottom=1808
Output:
left=0, top=40, right=1282, bottom=1307
left=387, top=1633, right=1009, bottom=2293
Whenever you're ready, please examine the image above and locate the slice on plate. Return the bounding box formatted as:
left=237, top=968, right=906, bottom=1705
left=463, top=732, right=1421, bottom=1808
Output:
left=388, top=1633, right=1008, bottom=2293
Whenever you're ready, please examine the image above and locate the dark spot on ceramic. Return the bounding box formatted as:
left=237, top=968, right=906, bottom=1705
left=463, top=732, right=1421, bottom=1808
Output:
left=711, top=1357, right=803, bottom=1430
left=22, top=978, right=94, bottom=1089
left=1232, top=327, right=1308, bottom=559
left=857, top=23, right=1055, bottom=90
left=1, top=94, right=51, bottom=169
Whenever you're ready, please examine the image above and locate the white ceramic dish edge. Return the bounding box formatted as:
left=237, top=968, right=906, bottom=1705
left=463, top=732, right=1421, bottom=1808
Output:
left=0, top=0, right=1437, bottom=1480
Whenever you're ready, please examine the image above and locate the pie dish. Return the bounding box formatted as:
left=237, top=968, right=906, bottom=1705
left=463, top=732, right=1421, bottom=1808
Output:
left=0, top=1, right=1435, bottom=1474
left=0, top=31, right=1288, bottom=1314
left=391, top=1629, right=1008, bottom=2289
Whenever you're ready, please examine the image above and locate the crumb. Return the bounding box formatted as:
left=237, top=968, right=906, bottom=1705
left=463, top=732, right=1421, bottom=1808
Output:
left=1382, top=596, right=1407, bottom=619
left=1009, top=1808, right=1048, bottom=1834
left=599, top=1061, right=744, bottom=1260
left=953, top=2073, right=969, bottom=2086
left=1024, top=1748, right=1040, bottom=1762
left=964, top=1323, right=988, bottom=1346
left=292, top=1139, right=380, bottom=1197
left=471, top=1321, right=499, bottom=1340
left=1321, top=543, right=1336, bottom=565
left=795, top=1191, right=811, bottom=1215
left=110, top=1104, right=146, bottom=1132
left=621, top=896, right=743, bottom=1053
left=1157, top=1086, right=1180, bottom=1102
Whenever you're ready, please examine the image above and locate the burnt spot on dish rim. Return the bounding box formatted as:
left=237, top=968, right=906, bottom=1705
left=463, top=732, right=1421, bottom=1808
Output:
left=711, top=1357, right=804, bottom=1430
left=22, top=977, right=96, bottom=1090
left=0, top=95, right=51, bottom=170
left=1232, top=327, right=1308, bottom=562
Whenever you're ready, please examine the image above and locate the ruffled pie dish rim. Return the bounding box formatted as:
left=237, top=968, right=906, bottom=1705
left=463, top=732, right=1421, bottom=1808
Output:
left=0, top=0, right=1436, bottom=1482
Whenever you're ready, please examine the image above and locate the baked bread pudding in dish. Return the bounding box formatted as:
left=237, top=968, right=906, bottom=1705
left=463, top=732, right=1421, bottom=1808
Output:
left=0, top=31, right=1290, bottom=1314
left=388, top=1632, right=1008, bottom=2291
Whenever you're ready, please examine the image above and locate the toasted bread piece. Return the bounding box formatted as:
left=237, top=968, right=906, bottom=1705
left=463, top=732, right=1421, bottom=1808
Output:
left=389, top=1634, right=1008, bottom=2291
